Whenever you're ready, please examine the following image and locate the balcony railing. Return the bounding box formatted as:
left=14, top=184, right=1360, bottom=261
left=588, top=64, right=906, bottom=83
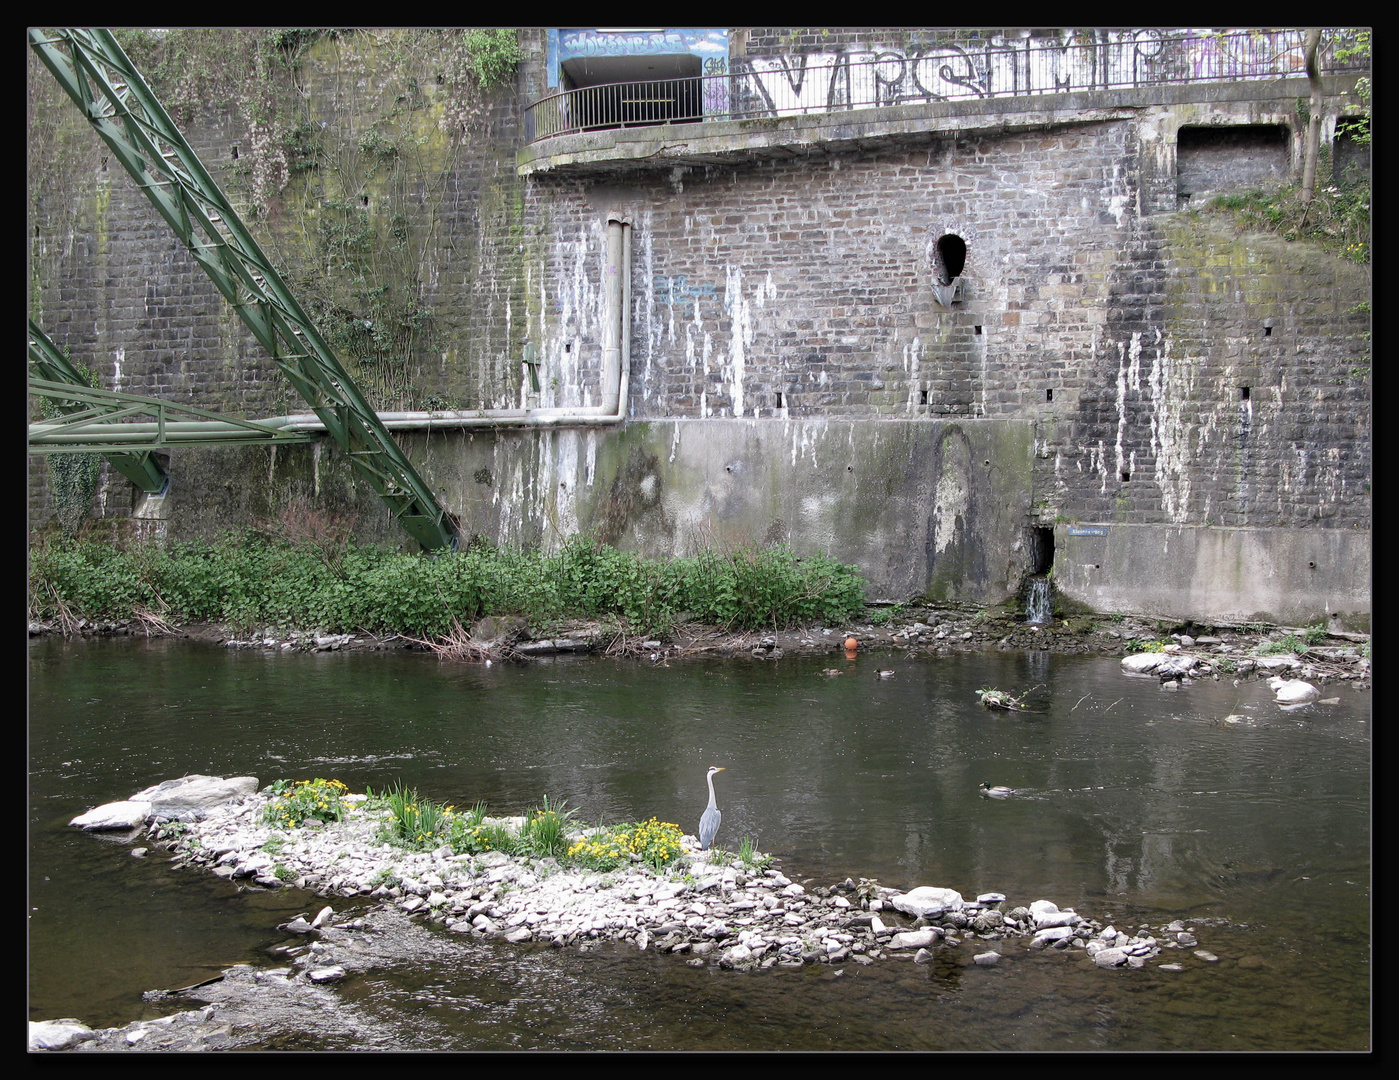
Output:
left=526, top=29, right=1368, bottom=144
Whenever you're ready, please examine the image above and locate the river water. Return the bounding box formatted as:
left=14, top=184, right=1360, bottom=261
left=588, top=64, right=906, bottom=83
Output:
left=29, top=636, right=1370, bottom=1051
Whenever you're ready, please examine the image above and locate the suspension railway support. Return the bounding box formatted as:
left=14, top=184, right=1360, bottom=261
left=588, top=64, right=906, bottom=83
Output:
left=28, top=28, right=458, bottom=550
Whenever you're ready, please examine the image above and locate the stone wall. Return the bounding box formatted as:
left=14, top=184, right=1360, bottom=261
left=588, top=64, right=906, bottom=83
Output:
left=27, top=29, right=1371, bottom=621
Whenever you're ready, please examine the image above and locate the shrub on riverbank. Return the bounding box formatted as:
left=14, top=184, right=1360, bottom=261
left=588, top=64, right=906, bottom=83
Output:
left=26, top=532, right=867, bottom=638
left=366, top=782, right=686, bottom=870
left=262, top=778, right=350, bottom=828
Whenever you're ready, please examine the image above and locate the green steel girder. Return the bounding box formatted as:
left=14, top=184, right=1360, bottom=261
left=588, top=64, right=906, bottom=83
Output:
left=29, top=376, right=316, bottom=452
left=28, top=319, right=171, bottom=491
left=29, top=28, right=458, bottom=550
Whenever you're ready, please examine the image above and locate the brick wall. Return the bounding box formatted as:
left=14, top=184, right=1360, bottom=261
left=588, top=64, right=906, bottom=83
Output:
left=28, top=29, right=1370, bottom=546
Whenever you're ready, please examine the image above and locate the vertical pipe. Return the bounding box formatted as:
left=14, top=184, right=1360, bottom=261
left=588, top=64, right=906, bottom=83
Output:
left=620, top=221, right=632, bottom=417
left=601, top=215, right=623, bottom=414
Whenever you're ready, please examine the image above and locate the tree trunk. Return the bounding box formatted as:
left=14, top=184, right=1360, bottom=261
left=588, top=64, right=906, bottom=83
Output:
left=1300, top=28, right=1323, bottom=205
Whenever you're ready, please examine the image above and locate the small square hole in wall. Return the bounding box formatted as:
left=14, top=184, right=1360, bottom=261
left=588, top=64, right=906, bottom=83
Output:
left=1046, top=389, right=1053, bottom=402
left=361, top=195, right=369, bottom=206
left=974, top=325, right=983, bottom=335
left=1264, top=326, right=1272, bottom=337
left=565, top=343, right=572, bottom=353
left=1241, top=386, right=1250, bottom=400
left=919, top=389, right=929, bottom=405
left=1120, top=470, right=1131, bottom=482
left=231, top=145, right=239, bottom=159
left=776, top=391, right=784, bottom=409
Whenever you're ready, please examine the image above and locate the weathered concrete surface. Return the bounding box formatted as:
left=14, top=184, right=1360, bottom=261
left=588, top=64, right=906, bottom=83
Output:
left=518, top=76, right=1357, bottom=179
left=395, top=417, right=1035, bottom=604
left=1055, top=523, right=1370, bottom=628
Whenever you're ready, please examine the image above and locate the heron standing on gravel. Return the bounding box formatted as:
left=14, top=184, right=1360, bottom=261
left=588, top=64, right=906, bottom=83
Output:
left=699, top=766, right=726, bottom=850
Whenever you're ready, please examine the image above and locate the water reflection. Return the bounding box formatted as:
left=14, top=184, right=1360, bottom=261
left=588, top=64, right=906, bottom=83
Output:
left=29, top=638, right=1369, bottom=1049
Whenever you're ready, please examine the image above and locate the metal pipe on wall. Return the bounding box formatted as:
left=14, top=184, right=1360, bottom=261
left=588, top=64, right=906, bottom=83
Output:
left=278, top=217, right=633, bottom=435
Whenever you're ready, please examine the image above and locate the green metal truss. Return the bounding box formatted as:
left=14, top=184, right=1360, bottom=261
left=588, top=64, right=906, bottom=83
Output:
left=29, top=376, right=316, bottom=453
left=28, top=319, right=170, bottom=491
left=29, top=28, right=458, bottom=550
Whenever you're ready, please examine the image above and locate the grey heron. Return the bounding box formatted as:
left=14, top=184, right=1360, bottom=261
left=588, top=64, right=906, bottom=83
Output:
left=699, top=766, right=726, bottom=850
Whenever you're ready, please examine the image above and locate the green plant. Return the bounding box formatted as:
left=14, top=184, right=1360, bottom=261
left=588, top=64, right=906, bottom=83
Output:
left=27, top=533, right=872, bottom=643
left=1302, top=623, right=1328, bottom=646
left=262, top=778, right=350, bottom=828
left=456, top=29, right=523, bottom=90
left=1206, top=180, right=1369, bottom=264
left=867, top=603, right=905, bottom=626
left=567, top=818, right=685, bottom=872
left=1124, top=638, right=1169, bottom=654
left=39, top=357, right=103, bottom=538
left=1257, top=634, right=1308, bottom=656
left=737, top=836, right=771, bottom=871
left=262, top=835, right=285, bottom=855
left=857, top=878, right=881, bottom=903
left=515, top=796, right=576, bottom=859
left=382, top=782, right=457, bottom=851
left=274, top=864, right=296, bottom=882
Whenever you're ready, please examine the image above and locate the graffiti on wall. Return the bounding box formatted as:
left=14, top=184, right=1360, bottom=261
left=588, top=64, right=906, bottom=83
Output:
left=722, top=30, right=1352, bottom=119
left=653, top=274, right=716, bottom=319
left=548, top=28, right=729, bottom=89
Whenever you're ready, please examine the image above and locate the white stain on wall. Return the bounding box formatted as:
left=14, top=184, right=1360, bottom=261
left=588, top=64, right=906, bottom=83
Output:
left=1147, top=331, right=1195, bottom=522
left=724, top=265, right=748, bottom=417
left=934, top=468, right=968, bottom=554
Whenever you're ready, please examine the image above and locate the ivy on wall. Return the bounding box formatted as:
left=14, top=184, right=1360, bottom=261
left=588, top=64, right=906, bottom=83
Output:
left=33, top=29, right=525, bottom=415
left=38, top=357, right=102, bottom=538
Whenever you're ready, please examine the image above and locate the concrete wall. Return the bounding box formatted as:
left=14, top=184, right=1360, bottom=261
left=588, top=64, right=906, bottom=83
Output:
left=28, top=29, right=1371, bottom=623
left=1055, top=523, right=1371, bottom=629
left=138, top=417, right=1034, bottom=603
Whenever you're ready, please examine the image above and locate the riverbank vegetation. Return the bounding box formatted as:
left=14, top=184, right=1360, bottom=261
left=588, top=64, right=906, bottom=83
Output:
left=302, top=780, right=693, bottom=872
left=27, top=532, right=867, bottom=639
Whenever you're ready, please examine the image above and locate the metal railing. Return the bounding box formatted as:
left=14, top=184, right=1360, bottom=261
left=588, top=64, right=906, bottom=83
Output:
left=526, top=29, right=1368, bottom=143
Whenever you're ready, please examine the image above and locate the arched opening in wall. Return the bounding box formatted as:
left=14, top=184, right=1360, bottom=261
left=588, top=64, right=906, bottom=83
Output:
left=933, top=234, right=966, bottom=284
left=1176, top=124, right=1289, bottom=203
left=1334, top=117, right=1370, bottom=186
left=560, top=55, right=702, bottom=131
left=931, top=233, right=965, bottom=308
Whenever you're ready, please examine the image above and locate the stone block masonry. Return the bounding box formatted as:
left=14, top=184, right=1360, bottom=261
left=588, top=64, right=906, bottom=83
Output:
left=529, top=121, right=1142, bottom=429
left=27, top=30, right=1369, bottom=622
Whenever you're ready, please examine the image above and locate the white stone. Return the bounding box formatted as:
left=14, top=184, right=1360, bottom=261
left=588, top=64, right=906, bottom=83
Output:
left=70, top=800, right=152, bottom=831
left=1269, top=678, right=1320, bottom=704
left=131, top=774, right=258, bottom=816
left=1093, top=946, right=1131, bottom=968
left=29, top=1020, right=96, bottom=1051
left=887, top=928, right=941, bottom=949
left=890, top=886, right=964, bottom=918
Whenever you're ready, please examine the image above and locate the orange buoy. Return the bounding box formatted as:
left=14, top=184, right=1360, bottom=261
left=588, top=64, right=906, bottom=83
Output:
left=844, top=636, right=858, bottom=652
